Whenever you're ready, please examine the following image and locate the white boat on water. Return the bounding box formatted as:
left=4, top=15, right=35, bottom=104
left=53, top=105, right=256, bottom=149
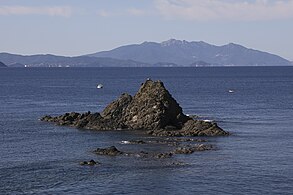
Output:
left=228, top=89, right=234, bottom=93
left=97, top=84, right=103, bottom=89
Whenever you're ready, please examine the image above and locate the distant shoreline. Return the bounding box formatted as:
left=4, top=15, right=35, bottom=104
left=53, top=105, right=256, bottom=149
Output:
left=2, top=65, right=293, bottom=68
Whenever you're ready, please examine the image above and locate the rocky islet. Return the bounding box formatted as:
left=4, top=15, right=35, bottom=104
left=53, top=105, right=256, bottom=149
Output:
left=41, top=79, right=229, bottom=136
left=41, top=79, right=229, bottom=165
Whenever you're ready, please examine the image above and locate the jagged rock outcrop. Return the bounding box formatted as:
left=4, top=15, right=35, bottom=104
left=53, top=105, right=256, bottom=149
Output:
left=123, top=80, right=189, bottom=130
left=41, top=80, right=229, bottom=136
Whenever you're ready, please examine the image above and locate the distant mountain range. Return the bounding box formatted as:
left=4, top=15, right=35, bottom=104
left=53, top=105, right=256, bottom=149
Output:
left=0, top=39, right=291, bottom=67
left=90, top=39, right=291, bottom=66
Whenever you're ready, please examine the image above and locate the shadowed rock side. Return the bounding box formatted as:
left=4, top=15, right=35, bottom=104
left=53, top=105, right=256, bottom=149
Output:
left=41, top=80, right=229, bottom=136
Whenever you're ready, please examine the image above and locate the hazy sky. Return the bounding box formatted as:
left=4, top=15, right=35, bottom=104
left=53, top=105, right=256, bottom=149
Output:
left=1, top=0, right=293, bottom=60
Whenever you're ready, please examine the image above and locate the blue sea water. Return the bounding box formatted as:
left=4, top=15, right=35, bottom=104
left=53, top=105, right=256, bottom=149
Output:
left=0, top=67, right=292, bottom=194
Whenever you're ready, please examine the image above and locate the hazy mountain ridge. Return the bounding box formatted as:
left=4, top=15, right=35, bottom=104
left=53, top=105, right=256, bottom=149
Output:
left=0, top=53, right=150, bottom=67
left=90, top=39, right=291, bottom=66
left=0, top=39, right=291, bottom=67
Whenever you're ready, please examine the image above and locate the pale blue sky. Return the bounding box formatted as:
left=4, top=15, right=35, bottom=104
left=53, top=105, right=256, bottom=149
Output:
left=0, top=0, right=293, bottom=60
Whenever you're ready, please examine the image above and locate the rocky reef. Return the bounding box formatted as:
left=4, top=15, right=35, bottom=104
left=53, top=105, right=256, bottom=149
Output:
left=92, top=143, right=214, bottom=159
left=41, top=79, right=229, bottom=136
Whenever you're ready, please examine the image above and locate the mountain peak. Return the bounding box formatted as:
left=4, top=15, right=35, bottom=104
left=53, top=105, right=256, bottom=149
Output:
left=225, top=42, right=245, bottom=49
left=161, top=39, right=189, bottom=47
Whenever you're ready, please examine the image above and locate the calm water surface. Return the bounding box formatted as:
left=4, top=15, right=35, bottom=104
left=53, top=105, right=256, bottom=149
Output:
left=0, top=67, right=292, bottom=194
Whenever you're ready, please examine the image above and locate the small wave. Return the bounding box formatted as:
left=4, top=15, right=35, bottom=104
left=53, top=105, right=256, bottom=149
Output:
left=203, top=119, right=214, bottom=122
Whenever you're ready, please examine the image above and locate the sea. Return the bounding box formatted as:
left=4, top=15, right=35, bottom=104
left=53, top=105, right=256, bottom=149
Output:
left=0, top=67, right=292, bottom=194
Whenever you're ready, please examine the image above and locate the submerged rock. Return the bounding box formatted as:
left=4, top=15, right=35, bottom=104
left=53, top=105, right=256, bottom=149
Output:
left=89, top=142, right=214, bottom=160
left=93, top=146, right=124, bottom=156
left=155, top=152, right=173, bottom=159
left=173, top=144, right=213, bottom=154
left=41, top=79, right=229, bottom=136
left=79, top=159, right=98, bottom=166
